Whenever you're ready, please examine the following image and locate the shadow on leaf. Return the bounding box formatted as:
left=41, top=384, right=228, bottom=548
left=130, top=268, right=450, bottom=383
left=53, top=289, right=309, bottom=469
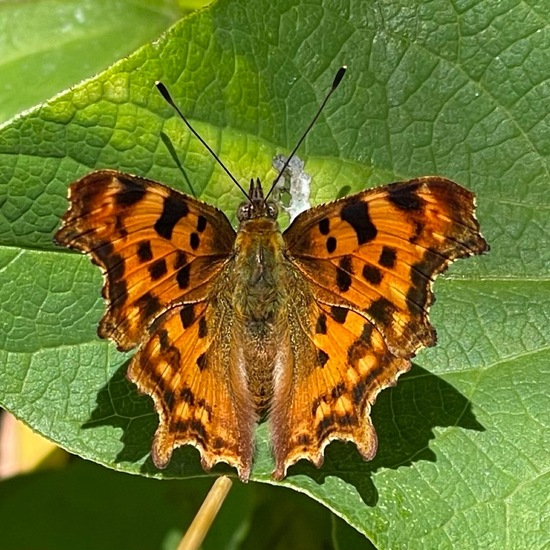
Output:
left=159, top=132, right=197, bottom=197
left=283, top=363, right=484, bottom=506
left=84, top=361, right=484, bottom=499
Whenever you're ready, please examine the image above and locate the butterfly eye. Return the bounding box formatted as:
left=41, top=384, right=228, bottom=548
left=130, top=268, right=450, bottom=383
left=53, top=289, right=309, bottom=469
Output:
left=266, top=201, right=278, bottom=219
left=237, top=202, right=252, bottom=221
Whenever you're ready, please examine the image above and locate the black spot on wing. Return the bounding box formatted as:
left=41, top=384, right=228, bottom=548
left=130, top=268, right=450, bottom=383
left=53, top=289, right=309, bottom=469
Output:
left=198, top=317, right=208, bottom=338
left=180, top=304, right=195, bottom=329
left=177, top=264, right=190, bottom=289
left=336, top=255, right=353, bottom=292
left=190, top=233, right=200, bottom=250
left=154, top=195, right=189, bottom=240
left=196, top=353, right=207, bottom=371
left=149, top=259, right=167, bottom=280
left=326, top=236, right=337, bottom=253
left=388, top=182, right=424, bottom=211
left=362, top=263, right=382, bottom=285
left=197, top=215, right=207, bottom=232
left=137, top=241, right=153, bottom=263
left=330, top=306, right=348, bottom=324
left=316, top=313, right=327, bottom=334
left=115, top=175, right=146, bottom=206
left=317, top=349, right=329, bottom=367
left=340, top=201, right=377, bottom=244
left=378, top=246, right=397, bottom=269
left=319, top=218, right=330, bottom=235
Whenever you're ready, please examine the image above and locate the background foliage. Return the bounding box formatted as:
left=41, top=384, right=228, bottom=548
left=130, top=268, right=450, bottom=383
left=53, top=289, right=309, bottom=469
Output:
left=0, top=0, right=548, bottom=548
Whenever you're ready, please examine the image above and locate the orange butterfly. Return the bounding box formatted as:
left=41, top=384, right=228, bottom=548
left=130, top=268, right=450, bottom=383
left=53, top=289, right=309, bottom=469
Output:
left=55, top=68, right=488, bottom=481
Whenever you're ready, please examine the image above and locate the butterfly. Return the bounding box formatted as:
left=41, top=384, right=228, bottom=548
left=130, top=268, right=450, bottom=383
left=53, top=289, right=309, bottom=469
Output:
left=54, top=69, right=488, bottom=481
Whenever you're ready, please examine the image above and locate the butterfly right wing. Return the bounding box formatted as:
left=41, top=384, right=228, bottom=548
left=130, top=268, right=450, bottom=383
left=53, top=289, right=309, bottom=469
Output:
left=270, top=177, right=488, bottom=478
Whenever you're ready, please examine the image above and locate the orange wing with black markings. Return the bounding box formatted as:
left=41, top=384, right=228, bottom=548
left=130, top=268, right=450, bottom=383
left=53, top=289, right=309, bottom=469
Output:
left=284, top=177, right=488, bottom=356
left=127, top=300, right=257, bottom=480
left=55, top=170, right=257, bottom=480
left=271, top=177, right=488, bottom=478
left=55, top=169, right=235, bottom=350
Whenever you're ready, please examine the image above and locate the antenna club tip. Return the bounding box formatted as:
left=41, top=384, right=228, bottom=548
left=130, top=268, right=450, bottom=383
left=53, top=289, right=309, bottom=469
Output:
left=332, top=66, right=347, bottom=89
left=155, top=81, right=173, bottom=103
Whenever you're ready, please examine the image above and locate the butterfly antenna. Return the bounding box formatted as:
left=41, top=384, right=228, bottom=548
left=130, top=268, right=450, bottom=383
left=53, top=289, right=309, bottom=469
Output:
left=264, top=66, right=347, bottom=201
left=155, top=81, right=250, bottom=200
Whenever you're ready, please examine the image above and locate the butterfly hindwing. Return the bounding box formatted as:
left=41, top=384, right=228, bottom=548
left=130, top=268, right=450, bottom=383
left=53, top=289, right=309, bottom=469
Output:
left=55, top=170, right=235, bottom=350
left=270, top=295, right=409, bottom=479
left=127, top=300, right=256, bottom=480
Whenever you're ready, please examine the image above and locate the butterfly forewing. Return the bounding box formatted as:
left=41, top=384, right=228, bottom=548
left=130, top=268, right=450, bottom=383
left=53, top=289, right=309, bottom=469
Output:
left=283, top=177, right=488, bottom=357
left=55, top=170, right=235, bottom=350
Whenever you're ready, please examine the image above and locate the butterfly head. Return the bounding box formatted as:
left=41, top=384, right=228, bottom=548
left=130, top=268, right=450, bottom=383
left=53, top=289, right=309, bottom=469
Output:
left=237, top=178, right=279, bottom=222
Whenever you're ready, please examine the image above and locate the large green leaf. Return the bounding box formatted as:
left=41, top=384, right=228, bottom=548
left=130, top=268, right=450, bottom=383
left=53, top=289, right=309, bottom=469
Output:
left=1, top=0, right=548, bottom=548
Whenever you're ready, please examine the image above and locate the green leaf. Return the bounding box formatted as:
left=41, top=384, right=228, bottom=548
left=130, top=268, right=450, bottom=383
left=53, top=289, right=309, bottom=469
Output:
left=1, top=0, right=548, bottom=548
left=0, top=0, right=183, bottom=123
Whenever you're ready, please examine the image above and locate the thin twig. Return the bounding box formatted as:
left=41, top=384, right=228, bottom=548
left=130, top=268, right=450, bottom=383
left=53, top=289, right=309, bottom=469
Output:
left=177, top=476, right=234, bottom=550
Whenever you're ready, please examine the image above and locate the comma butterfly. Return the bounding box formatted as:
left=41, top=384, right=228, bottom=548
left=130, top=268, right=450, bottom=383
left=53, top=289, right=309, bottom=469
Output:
left=55, top=68, right=488, bottom=481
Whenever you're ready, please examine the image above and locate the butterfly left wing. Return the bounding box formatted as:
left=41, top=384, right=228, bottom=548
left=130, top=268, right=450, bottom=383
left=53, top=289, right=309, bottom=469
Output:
left=127, top=298, right=257, bottom=481
left=271, top=177, right=488, bottom=478
left=55, top=170, right=258, bottom=479
left=55, top=170, right=235, bottom=350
